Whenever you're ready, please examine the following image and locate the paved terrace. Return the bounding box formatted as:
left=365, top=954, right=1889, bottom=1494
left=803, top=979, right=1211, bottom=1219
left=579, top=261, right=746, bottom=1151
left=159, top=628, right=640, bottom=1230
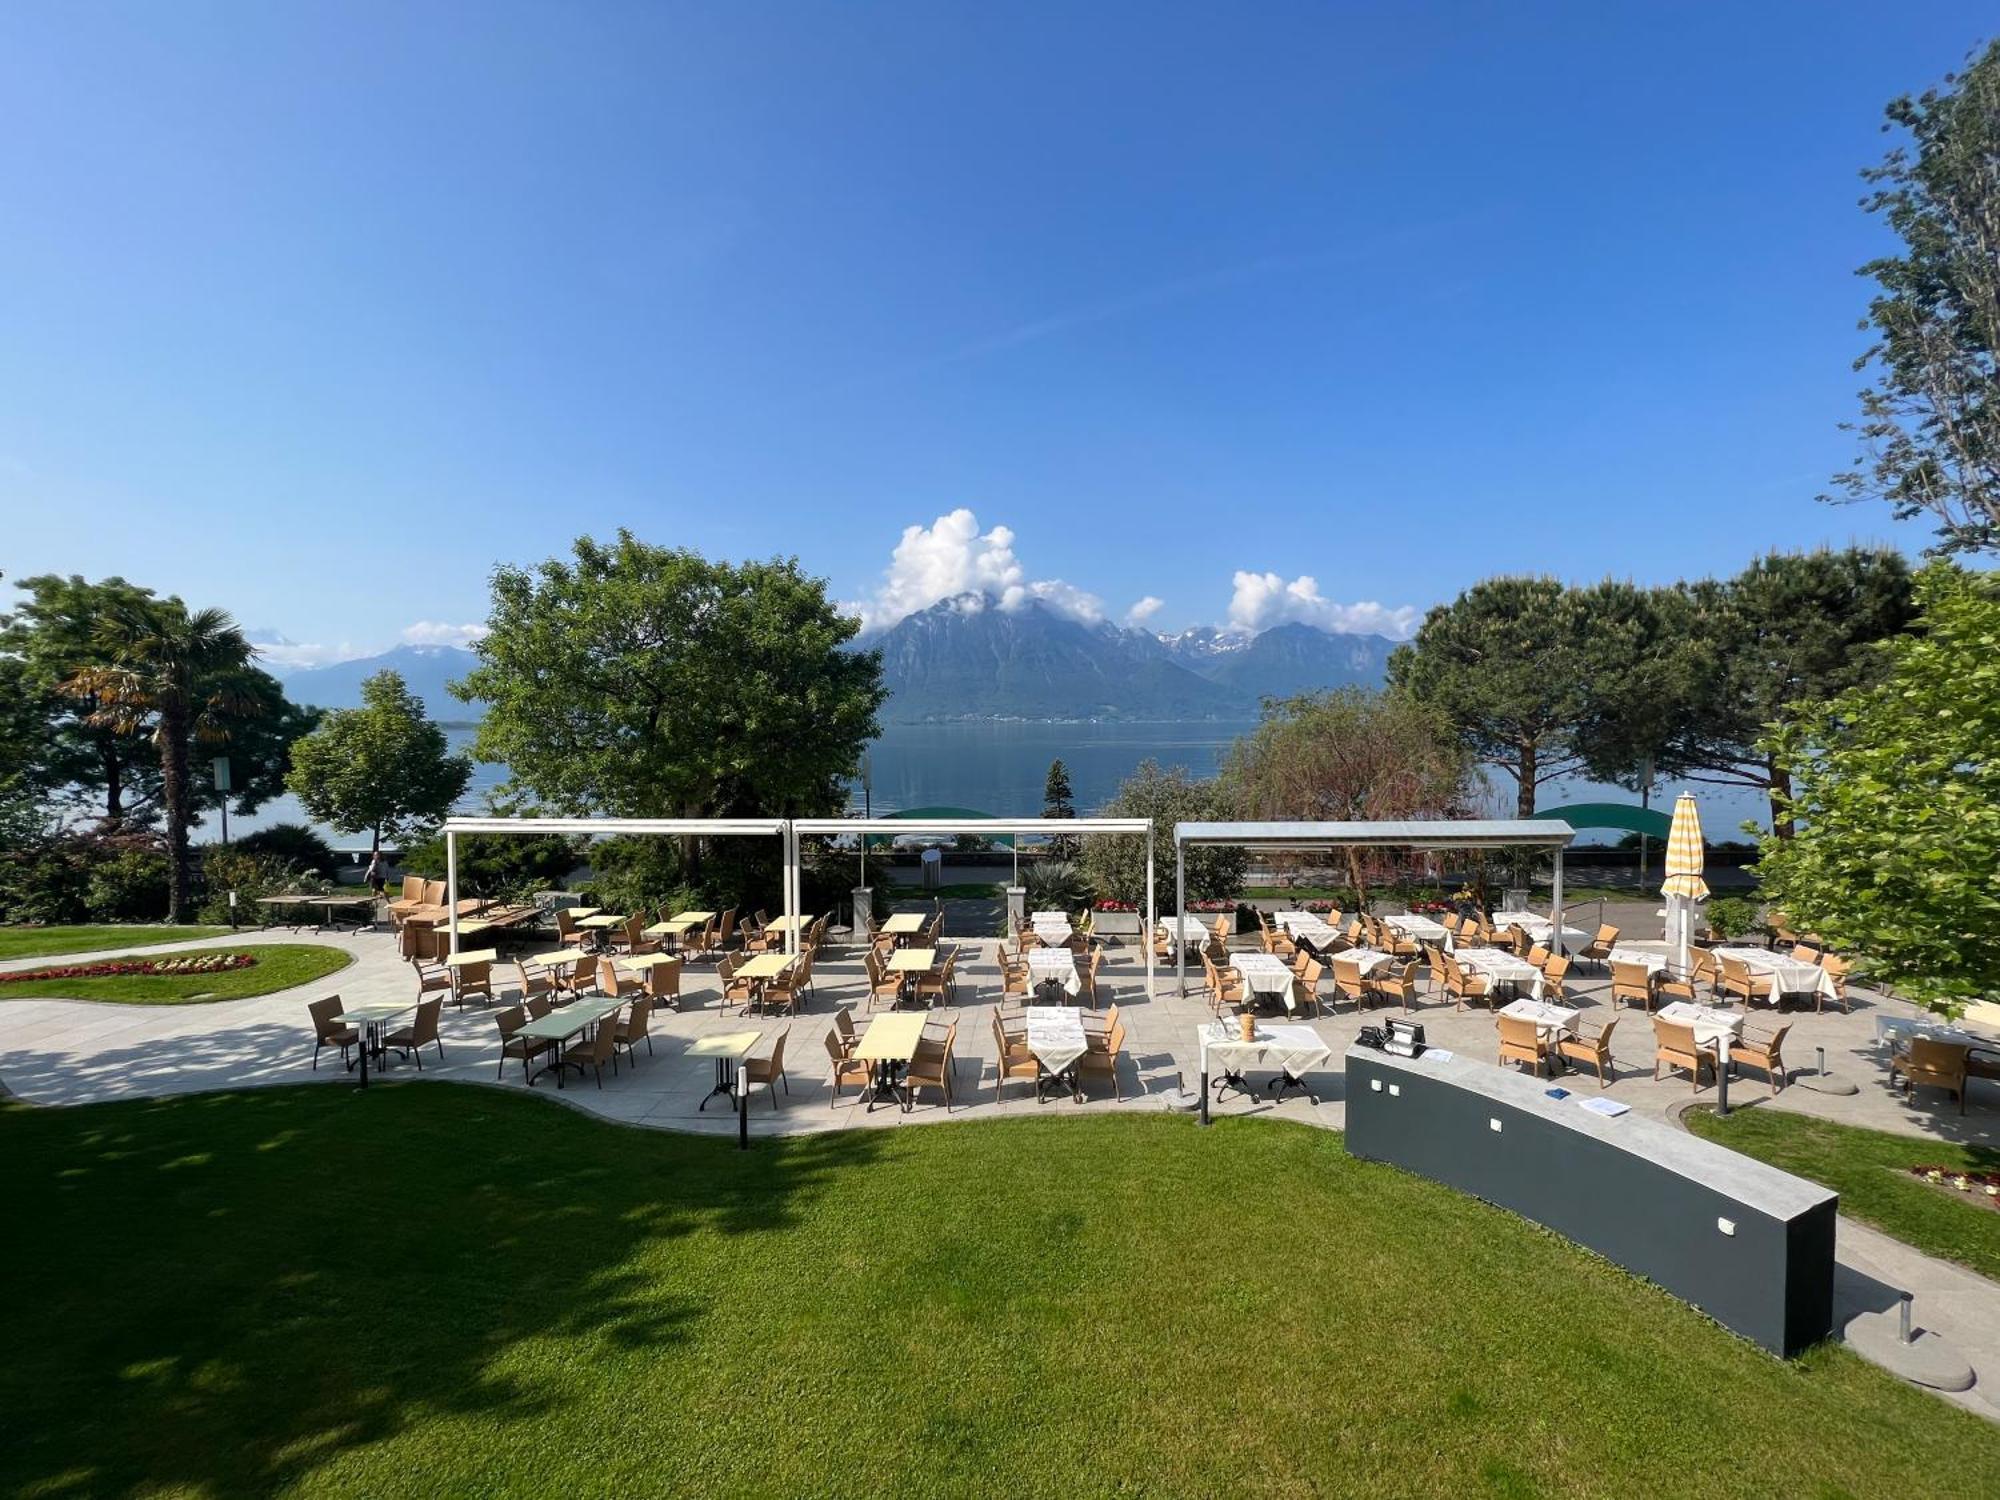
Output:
left=6, top=919, right=2000, bottom=1415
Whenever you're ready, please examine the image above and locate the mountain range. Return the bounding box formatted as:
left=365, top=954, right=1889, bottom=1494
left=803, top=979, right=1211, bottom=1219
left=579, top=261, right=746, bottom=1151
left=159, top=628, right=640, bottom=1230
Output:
left=271, top=600, right=1397, bottom=722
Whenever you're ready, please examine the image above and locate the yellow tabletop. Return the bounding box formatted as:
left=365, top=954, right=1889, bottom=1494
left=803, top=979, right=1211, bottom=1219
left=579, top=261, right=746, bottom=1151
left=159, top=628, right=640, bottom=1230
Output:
left=646, top=913, right=705, bottom=936
left=454, top=919, right=493, bottom=937
left=531, top=948, right=589, bottom=966
left=617, top=953, right=682, bottom=971
left=736, top=952, right=794, bottom=980
left=676, top=910, right=715, bottom=923
left=883, top=913, right=927, bottom=934
left=688, top=1030, right=762, bottom=1061
left=443, top=948, right=499, bottom=968
left=577, top=913, right=626, bottom=929
left=763, top=914, right=807, bottom=933
left=887, top=947, right=938, bottom=974
left=854, top=1013, right=927, bottom=1062
left=566, top=907, right=602, bottom=921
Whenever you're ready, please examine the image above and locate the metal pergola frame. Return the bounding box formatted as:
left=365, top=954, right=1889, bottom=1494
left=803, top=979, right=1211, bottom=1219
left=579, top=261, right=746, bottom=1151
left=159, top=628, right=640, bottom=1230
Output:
left=792, top=816, right=1157, bottom=996
left=1171, top=819, right=1579, bottom=995
left=441, top=816, right=795, bottom=954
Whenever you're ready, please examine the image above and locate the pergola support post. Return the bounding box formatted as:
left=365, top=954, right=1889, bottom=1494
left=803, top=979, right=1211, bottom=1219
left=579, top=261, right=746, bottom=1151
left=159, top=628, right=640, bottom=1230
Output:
left=1144, top=826, right=1155, bottom=998
left=1175, top=842, right=1186, bottom=998
left=1550, top=846, right=1566, bottom=958
left=446, top=829, right=460, bottom=956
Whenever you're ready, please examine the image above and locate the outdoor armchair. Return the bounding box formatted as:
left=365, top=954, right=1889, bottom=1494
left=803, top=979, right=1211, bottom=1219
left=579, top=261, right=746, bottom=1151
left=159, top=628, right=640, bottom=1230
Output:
left=385, top=998, right=445, bottom=1069
left=1652, top=1017, right=1716, bottom=1091
left=1577, top=924, right=1620, bottom=970
left=562, top=1011, right=621, bottom=1089
left=1818, top=954, right=1852, bottom=1013
left=744, top=1028, right=790, bottom=1107
left=308, top=995, right=358, bottom=1071
left=1497, top=1014, right=1551, bottom=1077
left=414, top=959, right=453, bottom=1004
left=1609, top=961, right=1656, bottom=1013
left=513, top=960, right=556, bottom=1008
left=640, top=956, right=683, bottom=1011
left=1556, top=1017, right=1617, bottom=1087
left=1540, top=955, right=1572, bottom=1003
left=1717, top=956, right=1773, bottom=1008
left=613, top=996, right=654, bottom=1062
left=905, top=1023, right=957, bottom=1111
left=1729, top=1021, right=1789, bottom=1095
left=1891, top=1038, right=1969, bottom=1115
left=452, top=960, right=494, bottom=1008
left=494, top=1005, right=554, bottom=1082
left=1331, top=957, right=1368, bottom=1011
left=1078, top=1016, right=1126, bottom=1100
left=990, top=1014, right=1040, bottom=1102
left=1370, top=961, right=1419, bottom=1013
left=824, top=1028, right=870, bottom=1106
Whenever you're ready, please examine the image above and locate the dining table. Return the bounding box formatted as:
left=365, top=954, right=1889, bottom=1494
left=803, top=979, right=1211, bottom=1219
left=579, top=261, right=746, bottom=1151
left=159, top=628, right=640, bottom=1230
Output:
left=1024, top=1005, right=1090, bottom=1100
left=1490, top=911, right=1592, bottom=953
left=1198, top=1021, right=1332, bottom=1105
left=853, top=1013, right=928, bottom=1111
left=514, top=996, right=625, bottom=1088
left=1026, top=948, right=1081, bottom=1001
left=1455, top=948, right=1545, bottom=1000
left=1231, top=952, right=1297, bottom=1011
left=687, top=1029, right=765, bottom=1148
left=733, top=950, right=795, bottom=1008
left=1712, top=946, right=1838, bottom=1004
left=887, top=946, right=939, bottom=1004
left=1384, top=912, right=1450, bottom=944
left=334, top=998, right=421, bottom=1086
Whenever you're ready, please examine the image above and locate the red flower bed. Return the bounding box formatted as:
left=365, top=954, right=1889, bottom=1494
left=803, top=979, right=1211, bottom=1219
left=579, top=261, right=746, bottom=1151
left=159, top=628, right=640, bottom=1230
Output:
left=1909, top=1167, right=2000, bottom=1208
left=0, top=953, right=259, bottom=985
left=1093, top=899, right=1137, bottom=912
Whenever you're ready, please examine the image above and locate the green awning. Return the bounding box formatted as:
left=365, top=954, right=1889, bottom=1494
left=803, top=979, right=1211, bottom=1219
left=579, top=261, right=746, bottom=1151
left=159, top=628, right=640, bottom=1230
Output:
left=1529, top=802, right=1673, bottom=840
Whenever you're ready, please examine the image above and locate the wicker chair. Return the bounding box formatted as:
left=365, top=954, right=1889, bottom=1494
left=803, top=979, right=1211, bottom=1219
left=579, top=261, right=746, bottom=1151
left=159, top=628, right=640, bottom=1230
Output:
left=744, top=1028, right=790, bottom=1107
left=991, top=1014, right=1040, bottom=1103
left=493, top=1005, right=554, bottom=1082
left=561, top=1012, right=621, bottom=1088
left=383, top=997, right=444, bottom=1069
left=1609, top=960, right=1657, bottom=1013
left=1717, top=956, right=1774, bottom=1008
left=307, top=995, right=358, bottom=1071
left=1652, top=1017, right=1716, bottom=1091
left=905, top=1022, right=957, bottom=1112
left=1576, top=924, right=1621, bottom=971
left=1728, top=1020, right=1789, bottom=1095
left=1078, top=1015, right=1126, bottom=1100
left=614, top=996, right=654, bottom=1063
left=1556, top=1017, right=1617, bottom=1088
left=1497, top=1014, right=1551, bottom=1077
left=824, top=1027, right=870, bottom=1106
left=1891, top=1038, right=1969, bottom=1115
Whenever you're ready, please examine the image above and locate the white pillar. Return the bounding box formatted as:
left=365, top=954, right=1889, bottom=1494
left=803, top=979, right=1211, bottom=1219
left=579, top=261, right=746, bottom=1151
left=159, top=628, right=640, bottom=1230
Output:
left=445, top=828, right=460, bottom=956
left=783, top=825, right=800, bottom=957
left=1175, top=840, right=1186, bottom=997
left=1144, top=826, right=1155, bottom=999
left=1549, top=845, right=1566, bottom=957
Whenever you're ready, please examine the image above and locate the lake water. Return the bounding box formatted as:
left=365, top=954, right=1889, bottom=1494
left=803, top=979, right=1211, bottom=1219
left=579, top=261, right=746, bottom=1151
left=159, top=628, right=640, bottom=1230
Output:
left=206, top=720, right=1770, bottom=849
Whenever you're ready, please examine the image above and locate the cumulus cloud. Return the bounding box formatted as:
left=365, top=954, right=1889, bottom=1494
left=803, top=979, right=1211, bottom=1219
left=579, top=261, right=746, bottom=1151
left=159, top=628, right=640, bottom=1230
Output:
left=400, top=621, right=489, bottom=650
left=1226, top=571, right=1420, bottom=639
left=849, top=509, right=1104, bottom=631
left=1124, top=595, right=1165, bottom=627
left=246, top=630, right=364, bottom=670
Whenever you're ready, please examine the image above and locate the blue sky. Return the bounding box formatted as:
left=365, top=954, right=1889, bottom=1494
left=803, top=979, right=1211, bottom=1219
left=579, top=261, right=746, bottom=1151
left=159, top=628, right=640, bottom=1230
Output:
left=0, top=2, right=1980, bottom=665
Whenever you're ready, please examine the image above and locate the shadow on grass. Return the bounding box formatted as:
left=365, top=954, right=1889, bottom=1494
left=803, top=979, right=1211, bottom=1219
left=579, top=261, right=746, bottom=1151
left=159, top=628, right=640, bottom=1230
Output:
left=0, top=1082, right=885, bottom=1497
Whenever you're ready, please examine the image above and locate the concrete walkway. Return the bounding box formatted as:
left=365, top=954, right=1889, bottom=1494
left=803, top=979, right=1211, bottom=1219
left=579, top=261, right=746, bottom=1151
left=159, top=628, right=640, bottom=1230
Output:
left=5, top=919, right=1999, bottom=1413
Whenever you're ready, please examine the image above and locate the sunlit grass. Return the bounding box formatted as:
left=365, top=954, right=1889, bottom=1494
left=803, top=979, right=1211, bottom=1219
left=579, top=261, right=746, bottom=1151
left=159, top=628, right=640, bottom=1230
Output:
left=0, top=944, right=351, bottom=1003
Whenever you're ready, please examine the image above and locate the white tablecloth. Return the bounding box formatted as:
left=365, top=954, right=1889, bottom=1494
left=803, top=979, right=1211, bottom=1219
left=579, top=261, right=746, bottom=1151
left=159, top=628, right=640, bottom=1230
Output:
left=1030, top=920, right=1073, bottom=946
left=1606, top=947, right=1668, bottom=976
left=1455, top=948, right=1544, bottom=1000
left=1385, top=913, right=1448, bottom=942
left=1158, top=917, right=1211, bottom=943
left=1200, top=1022, right=1331, bottom=1081
left=1874, top=1015, right=1994, bottom=1052
left=1025, top=1005, right=1088, bottom=1076
left=1026, top=949, right=1081, bottom=996
left=1499, top=998, right=1580, bottom=1037
left=1491, top=911, right=1591, bottom=950
left=1658, top=1000, right=1743, bottom=1053
left=1333, top=947, right=1396, bottom=977
left=1713, top=946, right=1835, bottom=1000
left=1231, top=952, right=1295, bottom=996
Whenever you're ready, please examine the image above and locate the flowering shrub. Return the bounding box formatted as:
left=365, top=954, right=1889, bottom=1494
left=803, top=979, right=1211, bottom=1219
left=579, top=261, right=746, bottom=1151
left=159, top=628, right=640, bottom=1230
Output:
left=1093, top=899, right=1137, bottom=912
left=1909, top=1166, right=2000, bottom=1206
left=0, top=953, right=258, bottom=985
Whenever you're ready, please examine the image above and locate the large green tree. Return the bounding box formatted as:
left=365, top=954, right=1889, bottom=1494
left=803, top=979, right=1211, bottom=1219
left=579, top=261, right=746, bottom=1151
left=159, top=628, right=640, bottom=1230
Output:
left=1222, top=687, right=1472, bottom=908
left=61, top=600, right=261, bottom=922
left=1828, top=40, right=2000, bottom=554
left=458, top=533, right=885, bottom=858
left=1756, top=563, right=1999, bottom=1016
left=1650, top=550, right=1917, bottom=836
left=1, top=574, right=311, bottom=826
left=1042, top=758, right=1079, bottom=860
left=287, top=670, right=473, bottom=862
left=1082, top=759, right=1243, bottom=909
left=1386, top=577, right=1592, bottom=817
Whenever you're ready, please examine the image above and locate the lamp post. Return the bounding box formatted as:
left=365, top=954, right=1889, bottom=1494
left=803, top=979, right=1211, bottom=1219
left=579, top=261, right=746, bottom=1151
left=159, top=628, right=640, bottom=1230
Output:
left=212, top=757, right=232, bottom=846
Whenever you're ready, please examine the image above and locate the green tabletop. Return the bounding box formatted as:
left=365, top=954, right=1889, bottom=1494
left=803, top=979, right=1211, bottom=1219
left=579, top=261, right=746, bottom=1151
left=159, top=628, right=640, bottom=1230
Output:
left=515, top=997, right=623, bottom=1041
left=336, top=1000, right=417, bottom=1026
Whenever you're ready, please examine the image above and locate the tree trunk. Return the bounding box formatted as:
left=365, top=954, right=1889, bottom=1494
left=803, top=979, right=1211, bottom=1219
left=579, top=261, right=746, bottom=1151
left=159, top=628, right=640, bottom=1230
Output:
left=370, top=824, right=382, bottom=860
left=1345, top=847, right=1369, bottom=915
left=1515, top=740, right=1538, bottom=819
left=160, top=711, right=192, bottom=923
left=101, top=736, right=124, bottom=823
left=1767, top=761, right=1795, bottom=840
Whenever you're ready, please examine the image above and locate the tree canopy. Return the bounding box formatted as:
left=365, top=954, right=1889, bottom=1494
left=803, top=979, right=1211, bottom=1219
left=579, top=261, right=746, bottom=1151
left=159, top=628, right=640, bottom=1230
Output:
left=1756, top=563, right=1999, bottom=1015
left=1082, top=759, right=1243, bottom=908
left=458, top=534, right=885, bottom=827
left=1829, top=40, right=2000, bottom=555
left=287, top=670, right=472, bottom=860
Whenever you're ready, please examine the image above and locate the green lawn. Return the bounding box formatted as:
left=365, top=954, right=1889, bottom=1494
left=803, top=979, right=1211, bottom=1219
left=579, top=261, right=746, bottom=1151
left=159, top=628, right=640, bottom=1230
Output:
left=0, top=944, right=351, bottom=1004
left=1688, top=1107, right=2000, bottom=1280
left=3, top=1089, right=1995, bottom=1497
left=888, top=882, right=1004, bottom=899
left=0, top=924, right=230, bottom=960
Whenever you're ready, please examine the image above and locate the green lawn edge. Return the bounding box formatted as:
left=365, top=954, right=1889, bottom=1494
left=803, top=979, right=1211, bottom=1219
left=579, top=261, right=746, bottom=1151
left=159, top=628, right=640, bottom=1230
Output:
left=0, top=943, right=353, bottom=1004
left=1687, top=1105, right=2000, bottom=1281
left=0, top=924, right=232, bottom=961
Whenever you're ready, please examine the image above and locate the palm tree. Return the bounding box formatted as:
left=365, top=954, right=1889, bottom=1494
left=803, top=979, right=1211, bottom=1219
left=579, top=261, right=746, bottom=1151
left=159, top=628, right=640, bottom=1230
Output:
left=63, top=602, right=256, bottom=922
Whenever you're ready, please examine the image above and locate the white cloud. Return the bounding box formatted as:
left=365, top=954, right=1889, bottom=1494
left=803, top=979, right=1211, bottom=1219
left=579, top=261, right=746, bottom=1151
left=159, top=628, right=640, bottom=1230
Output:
left=1226, top=571, right=1420, bottom=640
left=1124, top=595, right=1165, bottom=627
left=400, top=621, right=489, bottom=650
left=849, top=509, right=1103, bottom=630
left=247, top=630, right=365, bottom=670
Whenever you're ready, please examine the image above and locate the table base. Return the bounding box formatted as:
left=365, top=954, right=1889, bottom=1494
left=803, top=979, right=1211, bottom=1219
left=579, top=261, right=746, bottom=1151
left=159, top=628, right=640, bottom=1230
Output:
left=864, top=1059, right=910, bottom=1113
left=699, top=1055, right=738, bottom=1109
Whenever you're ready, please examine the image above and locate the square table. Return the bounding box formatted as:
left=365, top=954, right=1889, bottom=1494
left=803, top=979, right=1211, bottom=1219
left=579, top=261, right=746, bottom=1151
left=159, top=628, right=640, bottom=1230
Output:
left=1024, top=1005, right=1089, bottom=1099
left=1606, top=946, right=1669, bottom=976
left=1499, top=998, right=1580, bottom=1038
left=762, top=914, right=808, bottom=934
left=883, top=913, right=928, bottom=936
left=335, top=998, right=422, bottom=1084
left=616, top=952, right=683, bottom=972
left=1199, top=1021, right=1332, bottom=1104
left=1232, top=952, right=1296, bottom=1007
left=1712, top=946, right=1836, bottom=1003
left=1158, top=916, right=1211, bottom=945
left=1455, top=948, right=1544, bottom=1000
left=515, top=996, right=625, bottom=1088
left=1491, top=912, right=1592, bottom=952
left=531, top=947, right=589, bottom=967
left=1384, top=913, right=1449, bottom=943
left=443, top=948, right=499, bottom=968
left=1026, top=948, right=1080, bottom=999
left=1658, top=999, right=1744, bottom=1057
left=854, top=1013, right=928, bottom=1111
left=887, top=947, right=939, bottom=1005
left=687, top=1029, right=763, bottom=1110
left=576, top=913, right=627, bottom=929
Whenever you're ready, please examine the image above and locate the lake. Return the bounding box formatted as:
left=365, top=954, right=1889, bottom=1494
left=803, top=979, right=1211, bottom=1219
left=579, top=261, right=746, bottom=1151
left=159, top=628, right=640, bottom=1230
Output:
left=205, top=720, right=1771, bottom=848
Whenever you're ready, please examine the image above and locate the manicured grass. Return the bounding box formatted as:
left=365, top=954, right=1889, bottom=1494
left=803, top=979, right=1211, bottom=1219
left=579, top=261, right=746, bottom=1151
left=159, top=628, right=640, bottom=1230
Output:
left=0, top=924, right=230, bottom=960
left=888, top=882, right=1004, bottom=899
left=0, top=944, right=351, bottom=1004
left=3, top=1089, right=1995, bottom=1497
left=1688, top=1107, right=2000, bottom=1280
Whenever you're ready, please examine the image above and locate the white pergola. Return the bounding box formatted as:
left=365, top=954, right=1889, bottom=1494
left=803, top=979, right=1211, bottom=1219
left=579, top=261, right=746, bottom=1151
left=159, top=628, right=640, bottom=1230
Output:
left=791, top=816, right=1158, bottom=995
left=441, top=816, right=793, bottom=952
left=1171, top=818, right=1579, bottom=995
